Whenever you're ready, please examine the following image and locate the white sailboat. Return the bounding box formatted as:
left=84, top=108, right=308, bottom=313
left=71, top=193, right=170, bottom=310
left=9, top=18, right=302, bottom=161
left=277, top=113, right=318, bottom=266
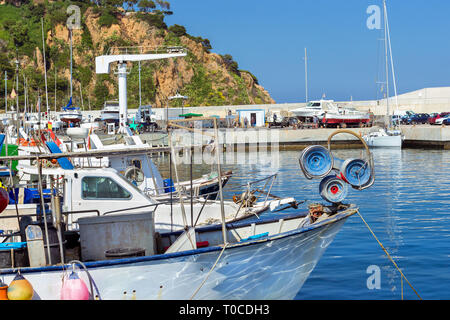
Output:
left=364, top=0, right=403, bottom=148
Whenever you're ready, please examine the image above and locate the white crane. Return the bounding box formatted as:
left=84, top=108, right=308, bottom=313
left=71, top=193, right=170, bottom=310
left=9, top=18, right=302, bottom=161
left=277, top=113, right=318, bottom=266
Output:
left=95, top=46, right=187, bottom=134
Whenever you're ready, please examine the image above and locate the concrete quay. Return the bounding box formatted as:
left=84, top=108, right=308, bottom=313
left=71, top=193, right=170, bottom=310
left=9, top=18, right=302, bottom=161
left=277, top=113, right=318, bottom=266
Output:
left=138, top=125, right=450, bottom=150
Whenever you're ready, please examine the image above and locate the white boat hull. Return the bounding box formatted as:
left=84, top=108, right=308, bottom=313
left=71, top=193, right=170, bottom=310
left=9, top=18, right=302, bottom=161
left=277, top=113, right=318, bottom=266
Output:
left=60, top=113, right=82, bottom=123
left=364, top=133, right=403, bottom=148
left=0, top=210, right=354, bottom=300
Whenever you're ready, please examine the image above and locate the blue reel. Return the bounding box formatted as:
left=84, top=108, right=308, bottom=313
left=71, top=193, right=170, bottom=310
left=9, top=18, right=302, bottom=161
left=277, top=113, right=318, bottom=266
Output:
left=319, top=175, right=349, bottom=204
left=340, top=158, right=371, bottom=188
left=299, top=145, right=333, bottom=179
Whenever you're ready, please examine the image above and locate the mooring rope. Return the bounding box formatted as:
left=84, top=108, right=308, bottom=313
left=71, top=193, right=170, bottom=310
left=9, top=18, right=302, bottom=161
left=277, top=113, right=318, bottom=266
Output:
left=190, top=243, right=229, bottom=300
left=356, top=209, right=422, bottom=300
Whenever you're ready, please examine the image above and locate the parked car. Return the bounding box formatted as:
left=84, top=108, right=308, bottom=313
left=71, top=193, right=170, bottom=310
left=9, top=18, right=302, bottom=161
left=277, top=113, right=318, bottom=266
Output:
left=443, top=117, right=450, bottom=125
left=268, top=116, right=289, bottom=128
left=436, top=114, right=450, bottom=125
left=429, top=112, right=450, bottom=125
left=401, top=111, right=415, bottom=124
left=404, top=113, right=430, bottom=125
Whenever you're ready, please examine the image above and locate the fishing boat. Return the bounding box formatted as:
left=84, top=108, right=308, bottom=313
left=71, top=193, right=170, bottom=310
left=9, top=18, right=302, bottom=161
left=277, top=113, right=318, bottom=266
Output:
left=0, top=129, right=375, bottom=300
left=290, top=100, right=331, bottom=118
left=363, top=0, right=403, bottom=148
left=321, top=105, right=370, bottom=128
left=291, top=100, right=370, bottom=127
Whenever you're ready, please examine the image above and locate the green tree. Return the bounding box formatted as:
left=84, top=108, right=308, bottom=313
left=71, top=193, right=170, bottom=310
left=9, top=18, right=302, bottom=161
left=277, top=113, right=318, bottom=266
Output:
left=138, top=0, right=156, bottom=12
left=168, top=24, right=186, bottom=37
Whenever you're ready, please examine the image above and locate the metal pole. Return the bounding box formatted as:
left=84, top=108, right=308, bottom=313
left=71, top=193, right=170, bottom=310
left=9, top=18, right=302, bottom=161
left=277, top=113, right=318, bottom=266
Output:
left=54, top=65, right=57, bottom=114
left=37, top=158, right=52, bottom=265
left=4, top=71, right=7, bottom=114
left=41, top=18, right=50, bottom=119
left=138, top=61, right=142, bottom=108
left=69, top=29, right=73, bottom=98
left=304, top=47, right=308, bottom=103
left=190, top=148, right=193, bottom=227
left=168, top=131, right=188, bottom=228
left=213, top=118, right=227, bottom=244
left=15, top=59, right=19, bottom=145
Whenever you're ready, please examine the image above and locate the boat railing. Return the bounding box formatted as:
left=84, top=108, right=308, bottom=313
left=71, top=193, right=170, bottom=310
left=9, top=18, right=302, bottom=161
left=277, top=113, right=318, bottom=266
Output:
left=107, top=45, right=187, bottom=56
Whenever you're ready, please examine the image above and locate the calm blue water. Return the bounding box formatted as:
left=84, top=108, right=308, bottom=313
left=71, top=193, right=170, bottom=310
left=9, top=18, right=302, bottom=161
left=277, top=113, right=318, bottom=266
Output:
left=155, top=148, right=450, bottom=300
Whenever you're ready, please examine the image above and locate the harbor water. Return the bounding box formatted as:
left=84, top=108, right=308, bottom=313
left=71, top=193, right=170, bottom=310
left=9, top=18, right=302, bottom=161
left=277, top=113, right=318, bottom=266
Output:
left=154, top=148, right=450, bottom=300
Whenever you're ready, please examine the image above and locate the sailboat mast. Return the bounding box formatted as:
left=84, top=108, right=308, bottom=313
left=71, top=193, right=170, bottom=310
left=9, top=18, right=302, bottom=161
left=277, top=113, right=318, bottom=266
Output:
left=385, top=0, right=399, bottom=116
left=383, top=0, right=391, bottom=128
left=69, top=29, right=73, bottom=99
left=304, top=47, right=308, bottom=103
left=4, top=71, right=6, bottom=114
left=41, top=18, right=50, bottom=119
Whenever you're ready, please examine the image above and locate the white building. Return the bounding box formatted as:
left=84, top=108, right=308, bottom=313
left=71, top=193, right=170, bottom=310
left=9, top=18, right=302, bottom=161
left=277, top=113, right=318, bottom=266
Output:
left=237, top=109, right=265, bottom=127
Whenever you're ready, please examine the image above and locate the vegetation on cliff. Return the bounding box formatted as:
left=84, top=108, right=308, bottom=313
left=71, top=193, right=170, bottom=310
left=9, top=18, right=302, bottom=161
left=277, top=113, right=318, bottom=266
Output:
left=0, top=0, right=274, bottom=112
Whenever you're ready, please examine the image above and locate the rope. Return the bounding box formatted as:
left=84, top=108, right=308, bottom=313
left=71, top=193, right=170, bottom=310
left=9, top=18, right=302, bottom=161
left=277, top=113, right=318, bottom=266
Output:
left=189, top=243, right=229, bottom=300
left=356, top=209, right=422, bottom=300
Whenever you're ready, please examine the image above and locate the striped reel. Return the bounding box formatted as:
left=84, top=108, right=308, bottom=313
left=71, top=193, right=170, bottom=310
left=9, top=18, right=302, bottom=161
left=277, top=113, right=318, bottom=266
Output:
left=319, top=175, right=349, bottom=204
left=299, top=145, right=333, bottom=179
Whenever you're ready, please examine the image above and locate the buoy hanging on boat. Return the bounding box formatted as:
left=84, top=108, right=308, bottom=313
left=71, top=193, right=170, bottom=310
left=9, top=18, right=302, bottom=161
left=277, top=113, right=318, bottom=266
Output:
left=7, top=273, right=34, bottom=300
left=0, top=187, right=8, bottom=214
left=61, top=271, right=90, bottom=300
left=319, top=175, right=348, bottom=204
left=339, top=158, right=372, bottom=188
left=0, top=279, right=8, bottom=300
left=299, top=145, right=333, bottom=179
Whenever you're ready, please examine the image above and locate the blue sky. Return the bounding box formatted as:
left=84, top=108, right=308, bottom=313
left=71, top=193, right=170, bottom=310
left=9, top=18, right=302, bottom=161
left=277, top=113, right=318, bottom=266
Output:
left=164, top=0, right=450, bottom=103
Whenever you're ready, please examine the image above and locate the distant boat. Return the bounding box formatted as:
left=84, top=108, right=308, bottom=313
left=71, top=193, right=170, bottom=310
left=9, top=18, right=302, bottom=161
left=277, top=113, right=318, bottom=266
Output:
left=291, top=100, right=370, bottom=128
left=100, top=101, right=120, bottom=123
left=60, top=97, right=82, bottom=124
left=363, top=127, right=403, bottom=148
left=291, top=100, right=330, bottom=118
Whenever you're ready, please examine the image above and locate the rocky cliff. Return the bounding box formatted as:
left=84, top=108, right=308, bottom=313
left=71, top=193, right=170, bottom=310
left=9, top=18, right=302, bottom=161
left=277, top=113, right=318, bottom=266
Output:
left=0, top=1, right=275, bottom=111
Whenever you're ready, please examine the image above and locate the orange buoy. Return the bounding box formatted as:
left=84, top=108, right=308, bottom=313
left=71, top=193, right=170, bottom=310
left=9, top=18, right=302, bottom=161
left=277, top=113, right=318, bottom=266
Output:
left=0, top=280, right=8, bottom=300
left=61, top=271, right=90, bottom=300
left=7, top=273, right=34, bottom=300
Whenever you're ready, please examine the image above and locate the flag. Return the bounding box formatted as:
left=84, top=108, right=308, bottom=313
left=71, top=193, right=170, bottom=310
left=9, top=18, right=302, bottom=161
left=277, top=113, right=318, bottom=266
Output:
left=10, top=88, right=16, bottom=99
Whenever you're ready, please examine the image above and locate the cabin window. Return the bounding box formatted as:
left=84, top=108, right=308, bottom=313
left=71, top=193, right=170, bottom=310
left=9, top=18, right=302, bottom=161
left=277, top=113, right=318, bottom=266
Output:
left=82, top=177, right=132, bottom=200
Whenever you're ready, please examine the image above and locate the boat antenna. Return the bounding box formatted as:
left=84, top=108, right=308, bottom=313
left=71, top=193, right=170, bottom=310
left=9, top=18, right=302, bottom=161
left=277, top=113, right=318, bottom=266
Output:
left=41, top=18, right=50, bottom=120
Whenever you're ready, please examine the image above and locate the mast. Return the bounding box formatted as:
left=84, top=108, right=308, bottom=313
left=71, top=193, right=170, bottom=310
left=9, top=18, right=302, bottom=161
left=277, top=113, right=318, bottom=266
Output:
left=138, top=61, right=142, bottom=109
left=383, top=0, right=390, bottom=128
left=69, top=29, right=73, bottom=99
left=384, top=0, right=399, bottom=118
left=54, top=66, right=57, bottom=114
left=4, top=71, right=6, bottom=114
left=41, top=18, right=50, bottom=120
left=304, top=47, right=308, bottom=103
